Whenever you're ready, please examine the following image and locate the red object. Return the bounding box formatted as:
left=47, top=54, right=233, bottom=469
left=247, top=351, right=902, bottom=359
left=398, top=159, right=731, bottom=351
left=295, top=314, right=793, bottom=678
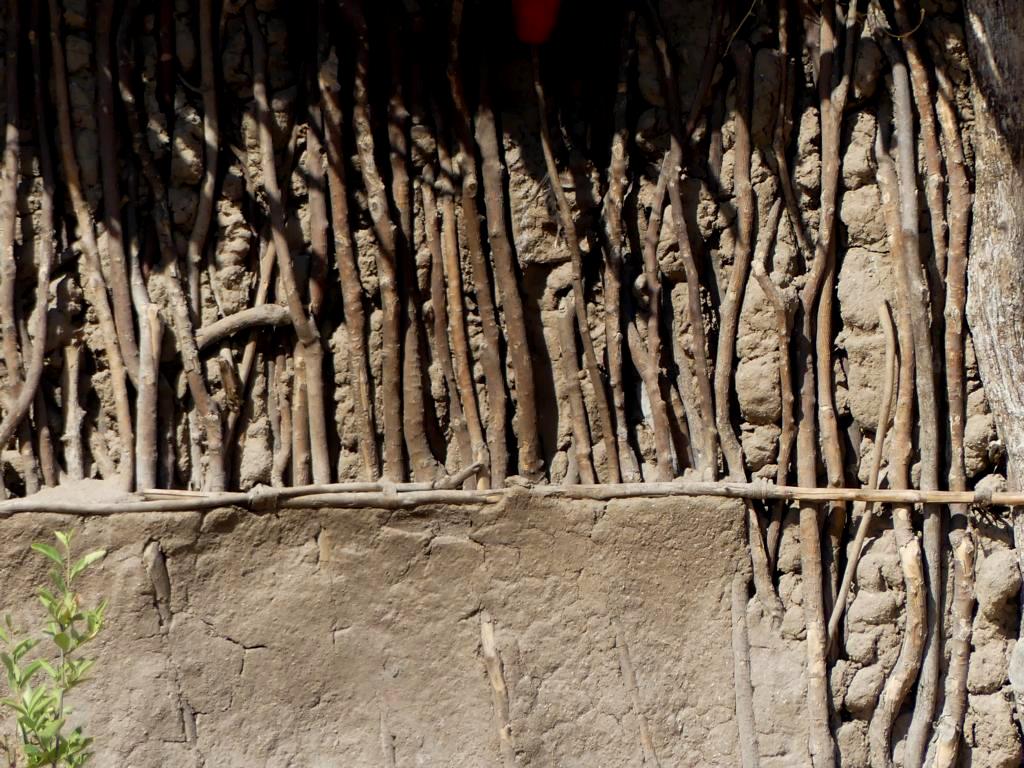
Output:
left=513, top=0, right=562, bottom=44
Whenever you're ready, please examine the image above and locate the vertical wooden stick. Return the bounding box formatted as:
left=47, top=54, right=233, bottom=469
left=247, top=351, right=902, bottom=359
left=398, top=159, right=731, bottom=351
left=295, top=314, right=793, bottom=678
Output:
left=51, top=0, right=135, bottom=490
left=433, top=106, right=491, bottom=487
left=928, top=38, right=975, bottom=767
left=877, top=21, right=944, bottom=759
left=868, top=98, right=926, bottom=768
left=532, top=49, right=620, bottom=483
left=477, top=68, right=544, bottom=481
left=600, top=9, right=640, bottom=481
left=560, top=298, right=597, bottom=485
left=319, top=64, right=380, bottom=480
left=714, top=41, right=755, bottom=481
left=421, top=175, right=474, bottom=475
left=246, top=5, right=331, bottom=484
left=95, top=0, right=141, bottom=383
left=185, top=0, right=220, bottom=320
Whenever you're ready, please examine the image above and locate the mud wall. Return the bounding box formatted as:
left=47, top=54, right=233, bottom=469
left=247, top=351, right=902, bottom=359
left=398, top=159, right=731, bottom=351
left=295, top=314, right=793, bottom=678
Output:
left=1, top=0, right=1022, bottom=766
left=0, top=489, right=748, bottom=766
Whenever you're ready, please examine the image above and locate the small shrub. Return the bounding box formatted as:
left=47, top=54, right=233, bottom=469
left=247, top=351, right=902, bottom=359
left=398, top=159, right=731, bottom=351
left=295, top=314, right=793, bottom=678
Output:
left=0, top=531, right=107, bottom=767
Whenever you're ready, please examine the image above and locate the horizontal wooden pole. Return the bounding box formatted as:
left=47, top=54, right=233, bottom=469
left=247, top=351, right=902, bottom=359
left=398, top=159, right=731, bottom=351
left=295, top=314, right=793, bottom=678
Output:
left=0, top=476, right=1016, bottom=517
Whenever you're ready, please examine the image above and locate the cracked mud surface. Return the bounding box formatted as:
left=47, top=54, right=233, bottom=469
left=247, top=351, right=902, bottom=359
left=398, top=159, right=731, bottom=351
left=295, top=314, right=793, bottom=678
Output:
left=0, top=491, right=749, bottom=766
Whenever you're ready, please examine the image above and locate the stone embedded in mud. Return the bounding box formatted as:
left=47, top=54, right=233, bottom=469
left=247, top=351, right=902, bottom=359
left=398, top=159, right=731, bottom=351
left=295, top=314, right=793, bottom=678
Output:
left=964, top=692, right=1024, bottom=768
left=844, top=628, right=879, bottom=666
left=968, top=638, right=1013, bottom=695
left=965, top=412, right=999, bottom=477
left=846, top=589, right=901, bottom=628
left=845, top=663, right=885, bottom=719
left=976, top=548, right=1022, bottom=622
left=836, top=720, right=871, bottom=768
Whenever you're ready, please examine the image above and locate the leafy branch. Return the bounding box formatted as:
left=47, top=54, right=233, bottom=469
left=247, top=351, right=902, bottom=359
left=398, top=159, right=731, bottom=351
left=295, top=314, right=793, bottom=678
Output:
left=0, top=532, right=106, bottom=767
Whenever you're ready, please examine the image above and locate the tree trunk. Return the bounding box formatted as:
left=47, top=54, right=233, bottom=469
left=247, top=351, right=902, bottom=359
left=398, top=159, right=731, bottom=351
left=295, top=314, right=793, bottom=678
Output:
left=965, top=0, right=1024, bottom=487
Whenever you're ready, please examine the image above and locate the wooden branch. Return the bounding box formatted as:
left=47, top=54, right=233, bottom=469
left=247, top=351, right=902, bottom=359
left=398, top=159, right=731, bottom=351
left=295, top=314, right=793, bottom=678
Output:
left=291, top=349, right=312, bottom=486
left=60, top=341, right=85, bottom=482
left=0, top=17, right=57, bottom=485
left=928, top=38, right=974, bottom=767
left=0, top=170, right=52, bottom=461
left=828, top=303, right=897, bottom=649
left=341, top=2, right=406, bottom=482
left=433, top=104, right=490, bottom=488
left=614, top=621, right=661, bottom=767
left=477, top=67, right=543, bottom=481
left=271, top=352, right=292, bottom=488
left=449, top=2, right=508, bottom=484
left=0, top=0, right=22, bottom=450
left=51, top=0, right=135, bottom=491
left=869, top=94, right=926, bottom=768
left=389, top=33, right=437, bottom=483
left=560, top=298, right=596, bottom=485
left=600, top=11, right=640, bottom=482
left=770, top=0, right=815, bottom=262
left=816, top=0, right=861, bottom=616
left=751, top=199, right=792, bottom=570
left=421, top=173, right=474, bottom=476
left=319, top=60, right=380, bottom=480
left=305, top=109, right=329, bottom=320
left=929, top=527, right=976, bottom=767
left=649, top=19, right=719, bottom=480
left=731, top=571, right=761, bottom=768
left=196, top=306, right=292, bottom=350
left=118, top=17, right=224, bottom=491
left=626, top=319, right=674, bottom=481
left=715, top=41, right=755, bottom=481
left=876, top=22, right=944, bottom=758
left=480, top=612, right=516, bottom=768
left=185, top=0, right=220, bottom=317
left=246, top=5, right=331, bottom=484
left=135, top=306, right=162, bottom=490
left=95, top=0, right=140, bottom=384
left=532, top=50, right=620, bottom=483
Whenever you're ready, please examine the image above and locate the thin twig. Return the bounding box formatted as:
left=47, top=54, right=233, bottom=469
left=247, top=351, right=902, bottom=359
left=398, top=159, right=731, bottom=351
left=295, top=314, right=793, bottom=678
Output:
left=390, top=28, right=437, bottom=483
left=731, top=570, right=761, bottom=768
left=421, top=170, right=474, bottom=476
left=828, top=302, right=897, bottom=649
left=196, top=306, right=292, bottom=350
left=560, top=298, right=596, bottom=484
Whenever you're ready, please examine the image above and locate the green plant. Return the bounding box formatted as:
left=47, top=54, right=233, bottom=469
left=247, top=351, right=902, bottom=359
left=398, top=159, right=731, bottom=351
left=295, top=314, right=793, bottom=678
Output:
left=0, top=532, right=107, bottom=767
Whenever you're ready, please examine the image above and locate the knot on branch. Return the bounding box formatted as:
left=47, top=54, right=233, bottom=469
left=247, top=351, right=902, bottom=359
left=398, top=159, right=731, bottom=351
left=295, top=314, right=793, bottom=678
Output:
left=247, top=484, right=280, bottom=513
left=751, top=476, right=774, bottom=501
left=973, top=485, right=995, bottom=510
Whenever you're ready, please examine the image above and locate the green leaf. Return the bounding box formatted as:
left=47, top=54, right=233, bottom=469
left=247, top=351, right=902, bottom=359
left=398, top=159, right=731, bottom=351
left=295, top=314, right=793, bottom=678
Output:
left=52, top=633, right=72, bottom=653
left=0, top=697, right=26, bottom=715
left=69, top=550, right=107, bottom=582
left=54, top=531, right=71, bottom=550
left=31, top=543, right=63, bottom=567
